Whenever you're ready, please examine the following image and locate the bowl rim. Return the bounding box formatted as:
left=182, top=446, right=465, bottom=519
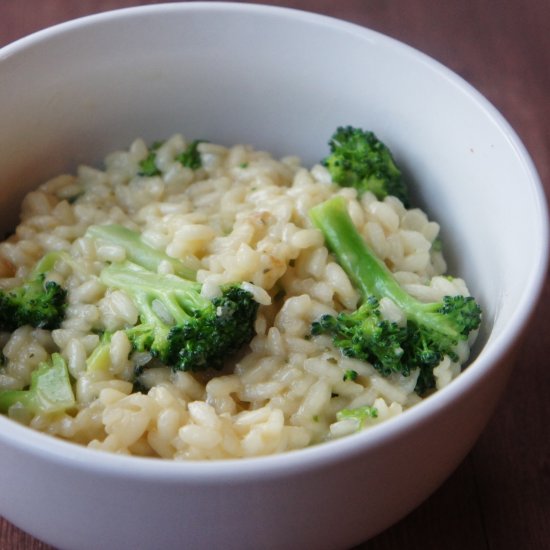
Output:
left=0, top=1, right=548, bottom=480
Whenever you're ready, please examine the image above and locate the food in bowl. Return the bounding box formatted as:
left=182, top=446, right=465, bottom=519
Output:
left=0, top=127, right=481, bottom=459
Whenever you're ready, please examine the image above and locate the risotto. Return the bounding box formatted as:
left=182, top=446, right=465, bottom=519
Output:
left=0, top=134, right=477, bottom=459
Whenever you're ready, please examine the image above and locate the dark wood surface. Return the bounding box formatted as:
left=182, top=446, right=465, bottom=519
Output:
left=1, top=2, right=548, bottom=549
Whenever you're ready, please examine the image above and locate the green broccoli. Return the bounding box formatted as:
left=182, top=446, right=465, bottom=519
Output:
left=99, top=262, right=259, bottom=372
left=309, top=196, right=481, bottom=394
left=323, top=126, right=409, bottom=206
left=176, top=139, right=203, bottom=170
left=138, top=139, right=204, bottom=177
left=87, top=224, right=196, bottom=280
left=342, top=369, right=358, bottom=382
left=336, top=405, right=379, bottom=428
left=85, top=331, right=113, bottom=373
left=86, top=224, right=259, bottom=373
left=0, top=353, right=75, bottom=415
left=0, top=251, right=67, bottom=332
left=313, top=295, right=408, bottom=377
left=138, top=141, right=164, bottom=177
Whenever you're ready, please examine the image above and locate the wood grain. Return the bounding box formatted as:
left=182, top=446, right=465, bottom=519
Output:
left=1, top=2, right=548, bottom=549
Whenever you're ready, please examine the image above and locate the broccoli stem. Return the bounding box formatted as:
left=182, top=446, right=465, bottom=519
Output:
left=0, top=353, right=75, bottom=415
left=30, top=250, right=62, bottom=276
left=86, top=332, right=113, bottom=373
left=87, top=224, right=196, bottom=280
left=310, top=196, right=460, bottom=339
left=91, top=226, right=260, bottom=373
left=310, top=196, right=393, bottom=299
left=310, top=195, right=481, bottom=394
left=86, top=223, right=260, bottom=373
left=99, top=262, right=207, bottom=320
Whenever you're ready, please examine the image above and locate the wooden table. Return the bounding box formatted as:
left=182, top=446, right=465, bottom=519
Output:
left=1, top=2, right=548, bottom=549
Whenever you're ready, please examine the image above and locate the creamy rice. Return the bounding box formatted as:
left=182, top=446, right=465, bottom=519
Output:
left=0, top=134, right=476, bottom=459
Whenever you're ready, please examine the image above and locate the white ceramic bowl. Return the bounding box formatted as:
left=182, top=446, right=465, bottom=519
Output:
left=0, top=4, right=547, bottom=549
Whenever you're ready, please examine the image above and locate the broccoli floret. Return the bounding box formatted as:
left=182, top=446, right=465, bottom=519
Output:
left=313, top=295, right=408, bottom=377
left=342, top=369, right=358, bottom=382
left=0, top=251, right=67, bottom=331
left=176, top=140, right=203, bottom=170
left=87, top=223, right=258, bottom=372
left=138, top=141, right=164, bottom=177
left=138, top=139, right=203, bottom=177
left=0, top=353, right=75, bottom=415
left=99, top=262, right=259, bottom=372
left=323, top=126, right=409, bottom=206
left=309, top=196, right=481, bottom=394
